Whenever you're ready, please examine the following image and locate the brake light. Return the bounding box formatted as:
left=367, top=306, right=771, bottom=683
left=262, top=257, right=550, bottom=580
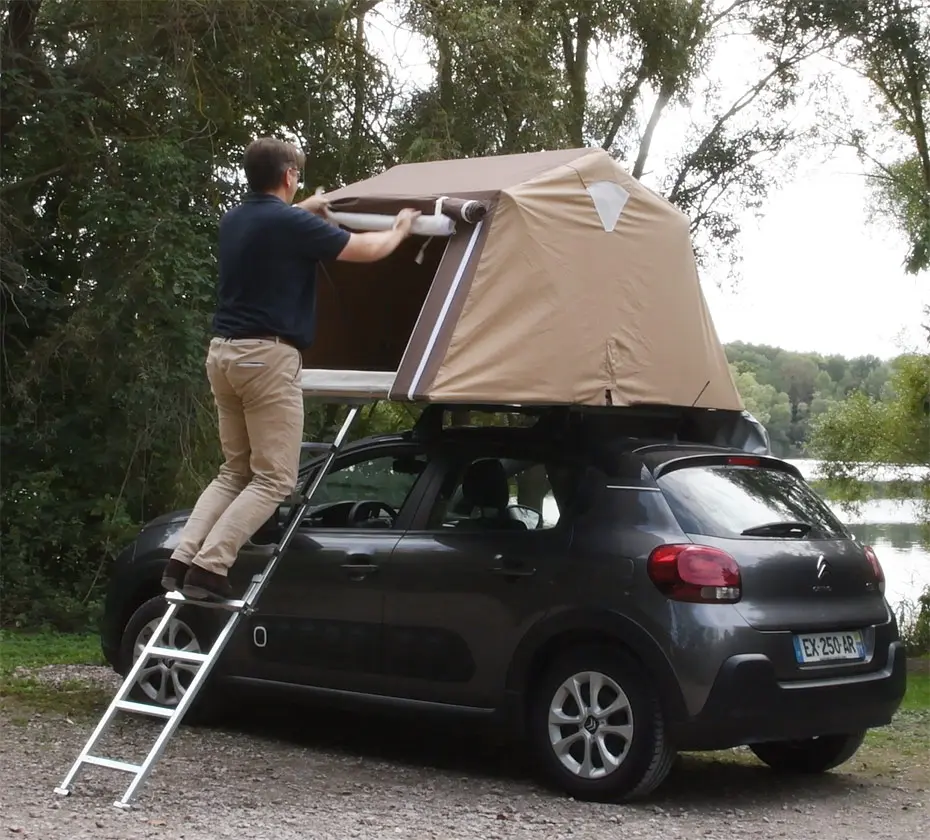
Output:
left=863, top=545, right=885, bottom=594
left=647, top=544, right=741, bottom=603
left=726, top=456, right=760, bottom=467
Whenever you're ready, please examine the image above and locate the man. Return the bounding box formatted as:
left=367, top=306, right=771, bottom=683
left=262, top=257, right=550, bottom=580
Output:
left=161, top=137, right=421, bottom=601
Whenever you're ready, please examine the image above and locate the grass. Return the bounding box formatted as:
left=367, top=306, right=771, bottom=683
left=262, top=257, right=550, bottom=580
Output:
left=0, top=629, right=104, bottom=674
left=0, top=629, right=110, bottom=718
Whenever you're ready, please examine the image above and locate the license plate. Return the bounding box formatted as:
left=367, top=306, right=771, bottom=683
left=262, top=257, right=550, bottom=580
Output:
left=793, top=630, right=865, bottom=664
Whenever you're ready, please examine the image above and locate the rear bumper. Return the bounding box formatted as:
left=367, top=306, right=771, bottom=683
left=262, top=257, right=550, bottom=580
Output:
left=672, top=640, right=907, bottom=751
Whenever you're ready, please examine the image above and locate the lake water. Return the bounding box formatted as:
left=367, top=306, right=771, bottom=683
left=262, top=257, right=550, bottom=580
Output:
left=787, top=459, right=929, bottom=614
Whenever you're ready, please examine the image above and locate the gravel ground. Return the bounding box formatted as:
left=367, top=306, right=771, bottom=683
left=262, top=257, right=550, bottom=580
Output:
left=1, top=665, right=927, bottom=840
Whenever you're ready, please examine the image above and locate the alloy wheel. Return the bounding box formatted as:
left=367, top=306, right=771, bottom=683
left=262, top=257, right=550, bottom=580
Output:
left=132, top=614, right=201, bottom=706
left=547, top=669, right=634, bottom=779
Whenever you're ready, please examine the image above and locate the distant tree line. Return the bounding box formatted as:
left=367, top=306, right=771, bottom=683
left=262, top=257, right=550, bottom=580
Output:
left=725, top=341, right=897, bottom=457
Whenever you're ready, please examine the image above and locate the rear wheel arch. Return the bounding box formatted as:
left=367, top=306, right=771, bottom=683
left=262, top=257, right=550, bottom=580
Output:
left=508, top=611, right=687, bottom=725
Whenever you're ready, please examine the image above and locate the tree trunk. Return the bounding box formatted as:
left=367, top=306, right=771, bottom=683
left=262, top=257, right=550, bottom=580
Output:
left=602, top=60, right=649, bottom=151
left=349, top=11, right=366, bottom=163
left=560, top=13, right=592, bottom=146
left=633, top=82, right=673, bottom=179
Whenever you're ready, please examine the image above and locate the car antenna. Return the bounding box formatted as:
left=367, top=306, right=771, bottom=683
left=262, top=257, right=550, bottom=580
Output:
left=691, top=380, right=710, bottom=407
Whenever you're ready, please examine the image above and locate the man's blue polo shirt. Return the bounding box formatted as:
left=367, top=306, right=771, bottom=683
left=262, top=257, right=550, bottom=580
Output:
left=212, top=193, right=351, bottom=351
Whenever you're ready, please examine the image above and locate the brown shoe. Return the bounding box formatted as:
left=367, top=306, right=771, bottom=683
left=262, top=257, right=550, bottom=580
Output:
left=161, top=558, right=190, bottom=592
left=181, top=564, right=234, bottom=602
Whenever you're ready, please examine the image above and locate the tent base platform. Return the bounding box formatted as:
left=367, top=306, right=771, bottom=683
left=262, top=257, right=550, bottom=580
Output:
left=299, top=368, right=396, bottom=402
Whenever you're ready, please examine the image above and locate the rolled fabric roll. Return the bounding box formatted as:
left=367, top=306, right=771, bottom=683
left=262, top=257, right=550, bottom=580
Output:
left=327, top=211, right=456, bottom=237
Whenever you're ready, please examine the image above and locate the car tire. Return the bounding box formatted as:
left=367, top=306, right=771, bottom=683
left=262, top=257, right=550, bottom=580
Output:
left=528, top=645, right=676, bottom=802
left=749, top=731, right=867, bottom=773
left=117, top=595, right=224, bottom=724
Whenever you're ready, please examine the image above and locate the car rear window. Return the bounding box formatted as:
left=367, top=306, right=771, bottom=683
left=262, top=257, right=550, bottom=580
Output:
left=655, top=463, right=849, bottom=540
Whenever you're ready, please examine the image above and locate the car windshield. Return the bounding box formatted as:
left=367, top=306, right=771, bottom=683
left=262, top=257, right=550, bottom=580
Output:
left=656, top=464, right=849, bottom=540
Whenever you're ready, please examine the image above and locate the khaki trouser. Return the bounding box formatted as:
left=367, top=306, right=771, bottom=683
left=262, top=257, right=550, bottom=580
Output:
left=170, top=337, right=304, bottom=576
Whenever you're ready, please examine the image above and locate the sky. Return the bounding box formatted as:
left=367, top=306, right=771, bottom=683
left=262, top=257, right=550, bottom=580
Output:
left=362, top=3, right=927, bottom=361
left=701, top=147, right=927, bottom=361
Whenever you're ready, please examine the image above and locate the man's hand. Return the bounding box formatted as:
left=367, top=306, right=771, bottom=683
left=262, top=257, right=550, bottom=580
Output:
left=336, top=207, right=424, bottom=263
left=296, top=192, right=330, bottom=218
left=393, top=207, right=421, bottom=237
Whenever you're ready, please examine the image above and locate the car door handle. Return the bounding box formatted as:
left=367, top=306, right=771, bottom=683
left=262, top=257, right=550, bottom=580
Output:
left=341, top=562, right=380, bottom=580
left=489, top=556, right=536, bottom=577
left=490, top=566, right=536, bottom=577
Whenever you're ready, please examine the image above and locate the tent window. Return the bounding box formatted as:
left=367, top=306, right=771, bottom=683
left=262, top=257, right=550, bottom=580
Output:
left=586, top=180, right=630, bottom=231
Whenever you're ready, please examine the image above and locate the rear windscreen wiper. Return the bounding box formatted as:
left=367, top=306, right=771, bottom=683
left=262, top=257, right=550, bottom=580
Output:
left=741, top=520, right=813, bottom=538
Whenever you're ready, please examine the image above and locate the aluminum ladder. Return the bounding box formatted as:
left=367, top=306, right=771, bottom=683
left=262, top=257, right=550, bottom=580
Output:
left=54, top=405, right=362, bottom=809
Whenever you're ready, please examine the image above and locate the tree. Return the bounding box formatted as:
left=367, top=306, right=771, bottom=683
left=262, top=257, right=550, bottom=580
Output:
left=807, top=352, right=930, bottom=517
left=391, top=0, right=842, bottom=265
left=809, top=0, right=930, bottom=274
left=0, top=0, right=394, bottom=627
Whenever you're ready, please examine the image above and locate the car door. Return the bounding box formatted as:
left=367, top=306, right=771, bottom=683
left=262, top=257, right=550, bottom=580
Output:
left=379, top=444, right=579, bottom=708
left=224, top=441, right=432, bottom=695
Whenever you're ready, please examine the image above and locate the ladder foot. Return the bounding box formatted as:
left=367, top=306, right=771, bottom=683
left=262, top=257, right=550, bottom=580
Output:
left=112, top=800, right=132, bottom=810
left=54, top=787, right=71, bottom=797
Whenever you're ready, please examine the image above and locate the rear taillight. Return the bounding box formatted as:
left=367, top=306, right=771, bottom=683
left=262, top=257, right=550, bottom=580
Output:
left=726, top=456, right=760, bottom=467
left=863, top=545, right=885, bottom=594
left=647, top=544, right=741, bottom=603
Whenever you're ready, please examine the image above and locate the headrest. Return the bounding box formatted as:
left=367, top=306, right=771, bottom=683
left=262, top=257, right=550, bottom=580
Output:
left=461, top=458, right=510, bottom=511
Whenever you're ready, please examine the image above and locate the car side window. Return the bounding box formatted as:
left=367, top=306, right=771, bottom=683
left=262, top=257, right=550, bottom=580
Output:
left=424, top=455, right=572, bottom=532
left=301, top=452, right=427, bottom=528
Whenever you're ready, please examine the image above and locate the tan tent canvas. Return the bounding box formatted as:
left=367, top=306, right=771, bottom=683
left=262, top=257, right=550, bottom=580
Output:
left=300, top=147, right=743, bottom=411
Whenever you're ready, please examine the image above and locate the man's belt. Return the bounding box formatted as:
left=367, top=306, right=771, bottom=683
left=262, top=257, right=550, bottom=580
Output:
left=216, top=335, right=300, bottom=351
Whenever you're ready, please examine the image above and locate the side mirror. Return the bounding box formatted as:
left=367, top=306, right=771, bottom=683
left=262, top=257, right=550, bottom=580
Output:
left=507, top=504, right=542, bottom=530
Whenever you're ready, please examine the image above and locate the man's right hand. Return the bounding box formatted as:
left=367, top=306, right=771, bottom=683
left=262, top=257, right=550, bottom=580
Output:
left=393, top=208, right=421, bottom=237
left=335, top=207, right=423, bottom=263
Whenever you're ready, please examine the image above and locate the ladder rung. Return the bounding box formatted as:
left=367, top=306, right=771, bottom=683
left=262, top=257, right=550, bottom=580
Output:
left=115, top=700, right=174, bottom=718
left=83, top=755, right=142, bottom=774
left=147, top=646, right=209, bottom=663
left=164, top=591, right=247, bottom=612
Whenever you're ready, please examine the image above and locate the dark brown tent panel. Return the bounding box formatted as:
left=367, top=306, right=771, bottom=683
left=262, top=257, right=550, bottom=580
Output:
left=300, top=147, right=743, bottom=411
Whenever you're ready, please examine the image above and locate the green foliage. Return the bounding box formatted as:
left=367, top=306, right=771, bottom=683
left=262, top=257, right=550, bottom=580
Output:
left=725, top=341, right=900, bottom=457
left=0, top=0, right=925, bottom=632
left=0, top=0, right=392, bottom=629
left=806, top=347, right=930, bottom=638
left=807, top=352, right=930, bottom=475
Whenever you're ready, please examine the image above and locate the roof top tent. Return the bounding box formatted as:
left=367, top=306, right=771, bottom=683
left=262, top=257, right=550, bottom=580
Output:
left=299, top=147, right=768, bottom=452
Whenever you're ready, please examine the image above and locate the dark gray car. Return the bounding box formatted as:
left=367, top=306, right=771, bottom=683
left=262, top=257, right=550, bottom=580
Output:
left=101, top=405, right=906, bottom=801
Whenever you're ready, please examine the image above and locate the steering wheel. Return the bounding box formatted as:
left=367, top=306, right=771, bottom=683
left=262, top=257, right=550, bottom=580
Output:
left=346, top=500, right=398, bottom=527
